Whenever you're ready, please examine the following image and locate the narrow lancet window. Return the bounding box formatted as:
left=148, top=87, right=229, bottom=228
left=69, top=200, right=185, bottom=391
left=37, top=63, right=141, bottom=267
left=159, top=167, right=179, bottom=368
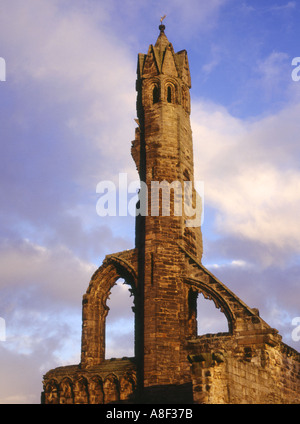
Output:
left=167, top=85, right=172, bottom=103
left=153, top=85, right=159, bottom=104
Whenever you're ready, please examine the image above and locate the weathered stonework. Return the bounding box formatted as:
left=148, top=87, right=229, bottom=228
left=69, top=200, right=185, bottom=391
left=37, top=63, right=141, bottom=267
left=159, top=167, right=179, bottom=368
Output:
left=42, top=358, right=137, bottom=404
left=42, top=25, right=300, bottom=404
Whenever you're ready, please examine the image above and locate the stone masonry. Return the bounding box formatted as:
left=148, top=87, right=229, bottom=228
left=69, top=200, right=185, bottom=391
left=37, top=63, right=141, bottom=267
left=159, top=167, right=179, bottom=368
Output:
left=42, top=25, right=300, bottom=404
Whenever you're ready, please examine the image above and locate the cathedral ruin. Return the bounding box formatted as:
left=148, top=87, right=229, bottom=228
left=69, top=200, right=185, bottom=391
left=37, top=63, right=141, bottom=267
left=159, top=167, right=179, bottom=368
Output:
left=42, top=24, right=300, bottom=404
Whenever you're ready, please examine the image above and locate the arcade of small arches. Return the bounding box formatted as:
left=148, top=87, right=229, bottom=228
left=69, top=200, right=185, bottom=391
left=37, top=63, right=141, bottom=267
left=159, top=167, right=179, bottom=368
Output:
left=43, top=372, right=136, bottom=404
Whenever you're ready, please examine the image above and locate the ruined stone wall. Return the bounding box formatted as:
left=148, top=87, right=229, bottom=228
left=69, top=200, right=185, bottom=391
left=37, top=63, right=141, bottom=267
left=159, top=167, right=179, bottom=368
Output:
left=188, top=335, right=300, bottom=404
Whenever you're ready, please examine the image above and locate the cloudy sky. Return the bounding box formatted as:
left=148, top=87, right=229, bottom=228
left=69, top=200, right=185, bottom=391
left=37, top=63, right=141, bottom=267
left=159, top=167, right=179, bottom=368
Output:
left=1, top=0, right=300, bottom=403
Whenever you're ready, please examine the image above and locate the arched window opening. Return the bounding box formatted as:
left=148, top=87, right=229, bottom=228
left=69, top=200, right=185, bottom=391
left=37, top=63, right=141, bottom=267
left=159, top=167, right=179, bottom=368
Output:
left=167, top=85, right=172, bottom=103
left=153, top=84, right=159, bottom=104
left=197, top=293, right=229, bottom=335
left=105, top=278, right=135, bottom=359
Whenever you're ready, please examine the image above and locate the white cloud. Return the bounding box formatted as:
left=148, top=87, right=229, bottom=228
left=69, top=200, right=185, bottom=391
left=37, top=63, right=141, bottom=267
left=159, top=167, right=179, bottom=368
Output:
left=0, top=0, right=137, bottom=186
left=0, top=238, right=94, bottom=304
left=192, top=99, right=300, bottom=260
left=267, top=2, right=296, bottom=12
left=0, top=236, right=94, bottom=403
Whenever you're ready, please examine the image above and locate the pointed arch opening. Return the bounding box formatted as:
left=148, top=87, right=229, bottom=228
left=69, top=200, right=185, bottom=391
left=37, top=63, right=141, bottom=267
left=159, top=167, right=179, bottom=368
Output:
left=105, top=278, right=135, bottom=359
left=80, top=250, right=138, bottom=368
left=187, top=284, right=232, bottom=338
left=196, top=293, right=229, bottom=336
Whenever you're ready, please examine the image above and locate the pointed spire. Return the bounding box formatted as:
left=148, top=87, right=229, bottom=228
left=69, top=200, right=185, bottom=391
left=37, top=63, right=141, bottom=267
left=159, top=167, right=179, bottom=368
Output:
left=137, top=19, right=191, bottom=84
left=155, top=20, right=170, bottom=52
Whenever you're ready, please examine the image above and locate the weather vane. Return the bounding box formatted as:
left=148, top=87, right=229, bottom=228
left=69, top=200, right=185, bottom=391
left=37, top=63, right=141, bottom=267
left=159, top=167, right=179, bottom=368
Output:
left=160, top=15, right=166, bottom=24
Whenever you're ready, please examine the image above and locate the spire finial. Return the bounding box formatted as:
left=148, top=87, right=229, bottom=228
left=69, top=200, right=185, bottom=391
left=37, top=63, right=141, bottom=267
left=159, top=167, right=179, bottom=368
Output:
left=160, top=15, right=166, bottom=24
left=159, top=14, right=166, bottom=32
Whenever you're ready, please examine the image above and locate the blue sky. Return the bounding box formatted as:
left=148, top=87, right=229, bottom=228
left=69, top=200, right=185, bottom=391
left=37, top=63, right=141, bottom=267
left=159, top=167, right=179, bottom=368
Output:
left=1, top=0, right=300, bottom=403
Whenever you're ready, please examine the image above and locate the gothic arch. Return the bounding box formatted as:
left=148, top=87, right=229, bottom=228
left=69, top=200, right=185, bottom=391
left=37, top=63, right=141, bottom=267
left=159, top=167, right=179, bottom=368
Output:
left=89, top=376, right=104, bottom=404
left=59, top=377, right=74, bottom=404
left=73, top=376, right=89, bottom=404
left=44, top=379, right=59, bottom=404
left=103, top=374, right=120, bottom=403
left=81, top=250, right=138, bottom=368
left=119, top=373, right=136, bottom=401
left=185, top=278, right=235, bottom=334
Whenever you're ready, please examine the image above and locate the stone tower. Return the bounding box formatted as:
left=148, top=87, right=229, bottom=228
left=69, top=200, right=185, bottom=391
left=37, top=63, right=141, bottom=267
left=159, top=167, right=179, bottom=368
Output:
left=42, top=25, right=300, bottom=404
left=131, top=23, right=204, bottom=399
